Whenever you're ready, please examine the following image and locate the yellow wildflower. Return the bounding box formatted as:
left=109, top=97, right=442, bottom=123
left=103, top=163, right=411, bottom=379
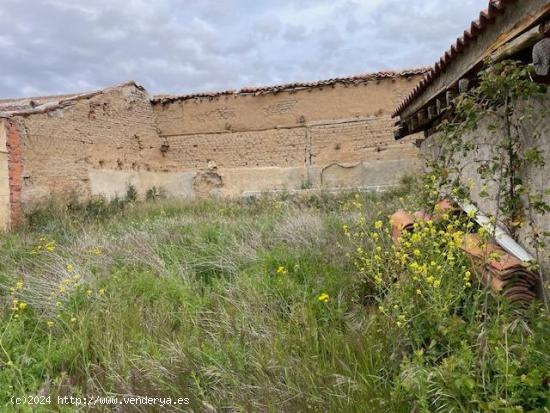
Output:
left=276, top=266, right=287, bottom=275
left=318, top=293, right=330, bottom=303
left=66, top=264, right=74, bottom=273
left=15, top=281, right=24, bottom=290
left=18, top=302, right=27, bottom=310
left=416, top=289, right=422, bottom=295
left=374, top=220, right=383, bottom=229
left=98, top=288, right=106, bottom=295
left=70, top=317, right=77, bottom=323
left=47, top=320, right=54, bottom=328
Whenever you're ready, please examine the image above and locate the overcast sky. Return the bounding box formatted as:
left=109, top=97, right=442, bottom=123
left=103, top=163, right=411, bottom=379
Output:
left=0, top=0, right=487, bottom=98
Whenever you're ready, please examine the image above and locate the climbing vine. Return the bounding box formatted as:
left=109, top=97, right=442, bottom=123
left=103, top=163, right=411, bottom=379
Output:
left=423, top=60, right=550, bottom=308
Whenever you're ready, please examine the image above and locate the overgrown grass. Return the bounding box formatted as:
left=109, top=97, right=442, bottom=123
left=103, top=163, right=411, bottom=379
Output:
left=0, top=179, right=547, bottom=412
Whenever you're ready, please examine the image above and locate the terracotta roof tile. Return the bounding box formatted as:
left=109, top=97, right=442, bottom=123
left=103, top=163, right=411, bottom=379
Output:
left=393, top=0, right=512, bottom=117
left=389, top=202, right=539, bottom=306
left=151, top=68, right=430, bottom=103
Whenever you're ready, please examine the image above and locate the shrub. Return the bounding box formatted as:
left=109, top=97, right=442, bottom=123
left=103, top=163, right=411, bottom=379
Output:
left=125, top=184, right=138, bottom=203
left=345, top=198, right=550, bottom=412
left=145, top=186, right=166, bottom=202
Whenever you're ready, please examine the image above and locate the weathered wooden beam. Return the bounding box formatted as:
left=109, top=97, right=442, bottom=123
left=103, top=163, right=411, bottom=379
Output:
left=458, top=78, right=470, bottom=93
left=427, top=105, right=436, bottom=119
left=417, top=109, right=428, bottom=125
left=399, top=2, right=550, bottom=119
left=446, top=90, right=457, bottom=106
left=436, top=98, right=443, bottom=115
left=394, top=123, right=409, bottom=140
left=408, top=118, right=418, bottom=132
left=540, top=19, right=550, bottom=35
left=490, top=23, right=545, bottom=62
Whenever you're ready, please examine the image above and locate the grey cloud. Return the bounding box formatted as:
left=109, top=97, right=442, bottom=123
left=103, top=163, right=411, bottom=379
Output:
left=283, top=24, right=307, bottom=42
left=0, top=0, right=487, bottom=98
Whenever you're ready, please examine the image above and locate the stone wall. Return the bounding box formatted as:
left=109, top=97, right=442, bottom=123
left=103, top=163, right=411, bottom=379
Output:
left=420, top=91, right=550, bottom=265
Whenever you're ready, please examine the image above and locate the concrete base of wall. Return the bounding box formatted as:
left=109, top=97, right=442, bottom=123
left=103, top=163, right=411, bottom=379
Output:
left=88, top=169, right=196, bottom=199
left=86, top=157, right=422, bottom=201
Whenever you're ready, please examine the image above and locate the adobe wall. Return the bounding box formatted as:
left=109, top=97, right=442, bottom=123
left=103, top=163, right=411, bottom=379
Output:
left=0, top=120, right=11, bottom=229
left=152, top=75, right=424, bottom=197
left=7, top=83, right=171, bottom=210
left=0, top=72, right=426, bottom=224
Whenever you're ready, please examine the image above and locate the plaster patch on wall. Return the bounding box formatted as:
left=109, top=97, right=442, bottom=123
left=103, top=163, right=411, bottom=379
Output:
left=88, top=169, right=196, bottom=200
left=218, top=166, right=308, bottom=197
left=320, top=162, right=363, bottom=188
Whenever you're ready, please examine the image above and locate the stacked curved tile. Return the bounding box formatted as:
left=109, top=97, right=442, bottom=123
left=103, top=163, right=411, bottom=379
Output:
left=460, top=234, right=537, bottom=305
left=389, top=202, right=538, bottom=306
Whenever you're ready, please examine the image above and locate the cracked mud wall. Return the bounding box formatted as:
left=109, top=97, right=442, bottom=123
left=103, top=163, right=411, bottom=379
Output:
left=10, top=84, right=171, bottom=210
left=153, top=75, right=424, bottom=196
left=0, top=121, right=11, bottom=229
left=5, top=74, right=425, bottom=220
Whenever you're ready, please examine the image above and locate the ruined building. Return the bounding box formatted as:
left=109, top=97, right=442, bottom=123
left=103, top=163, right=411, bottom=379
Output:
left=0, top=69, right=427, bottom=229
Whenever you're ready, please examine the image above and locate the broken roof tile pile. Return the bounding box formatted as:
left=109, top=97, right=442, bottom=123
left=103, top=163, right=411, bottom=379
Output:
left=152, top=68, right=430, bottom=103
left=393, top=0, right=512, bottom=117
left=389, top=200, right=538, bottom=306
left=460, top=233, right=538, bottom=305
